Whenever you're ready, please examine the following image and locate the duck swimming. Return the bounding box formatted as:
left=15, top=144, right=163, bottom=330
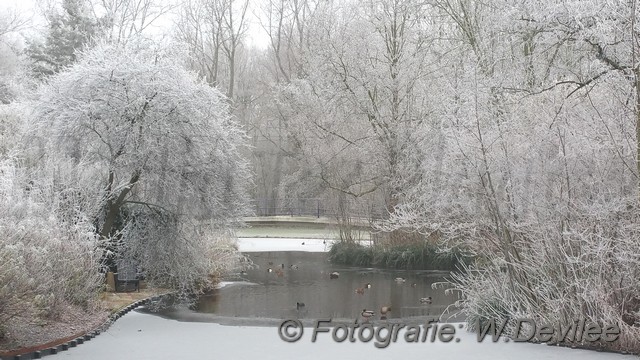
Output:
left=361, top=309, right=375, bottom=322
left=380, top=306, right=391, bottom=320
left=420, top=296, right=432, bottom=304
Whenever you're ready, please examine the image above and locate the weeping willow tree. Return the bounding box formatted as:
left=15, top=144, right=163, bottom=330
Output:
left=30, top=38, right=252, bottom=295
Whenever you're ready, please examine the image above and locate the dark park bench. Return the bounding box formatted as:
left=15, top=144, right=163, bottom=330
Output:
left=115, top=258, right=140, bottom=292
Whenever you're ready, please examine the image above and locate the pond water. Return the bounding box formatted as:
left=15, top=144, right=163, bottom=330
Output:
left=170, top=251, right=463, bottom=323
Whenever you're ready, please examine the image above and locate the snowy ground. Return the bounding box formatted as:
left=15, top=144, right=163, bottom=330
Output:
left=236, top=237, right=340, bottom=252
left=236, top=237, right=373, bottom=252
left=53, top=310, right=634, bottom=360
left=235, top=223, right=371, bottom=240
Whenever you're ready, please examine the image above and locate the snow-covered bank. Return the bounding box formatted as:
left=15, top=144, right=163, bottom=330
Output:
left=53, top=310, right=633, bottom=360
left=237, top=238, right=345, bottom=252
left=215, top=281, right=241, bottom=289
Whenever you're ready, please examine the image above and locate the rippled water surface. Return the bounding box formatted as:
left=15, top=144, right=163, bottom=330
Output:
left=191, top=251, right=462, bottom=322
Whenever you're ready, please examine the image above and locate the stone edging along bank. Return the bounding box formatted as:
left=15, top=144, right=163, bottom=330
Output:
left=0, top=294, right=172, bottom=360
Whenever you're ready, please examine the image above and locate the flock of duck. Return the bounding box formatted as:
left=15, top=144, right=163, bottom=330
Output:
left=263, top=263, right=433, bottom=322
left=338, top=274, right=433, bottom=322
left=266, top=263, right=300, bottom=278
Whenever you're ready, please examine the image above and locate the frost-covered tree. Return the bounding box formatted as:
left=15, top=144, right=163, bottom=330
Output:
left=0, top=7, right=29, bottom=104
left=379, top=0, right=640, bottom=351
left=26, top=0, right=101, bottom=78
left=259, top=0, right=435, bottom=236
left=173, top=0, right=249, bottom=99
left=29, top=38, right=251, bottom=294
left=97, top=0, right=176, bottom=44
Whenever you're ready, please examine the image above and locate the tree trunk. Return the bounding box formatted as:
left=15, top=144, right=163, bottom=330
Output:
left=98, top=170, right=140, bottom=272
left=99, top=171, right=141, bottom=242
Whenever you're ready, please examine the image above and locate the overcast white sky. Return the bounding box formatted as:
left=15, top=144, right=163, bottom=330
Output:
left=0, top=0, right=271, bottom=49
